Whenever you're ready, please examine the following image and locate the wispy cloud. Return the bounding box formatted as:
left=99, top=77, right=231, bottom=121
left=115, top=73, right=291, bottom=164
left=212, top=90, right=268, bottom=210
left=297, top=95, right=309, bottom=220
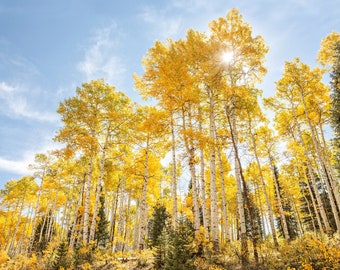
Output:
left=77, top=22, right=126, bottom=85
left=139, top=6, right=183, bottom=40
left=0, top=140, right=59, bottom=177
left=0, top=81, right=59, bottom=122
left=0, top=81, right=15, bottom=92
left=0, top=156, right=31, bottom=176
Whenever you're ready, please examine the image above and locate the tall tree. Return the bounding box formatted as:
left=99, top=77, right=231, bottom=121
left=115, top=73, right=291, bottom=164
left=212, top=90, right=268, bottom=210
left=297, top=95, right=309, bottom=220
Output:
left=209, top=8, right=268, bottom=264
left=265, top=59, right=339, bottom=234
left=55, top=79, right=132, bottom=245
left=329, top=41, right=340, bottom=173
left=133, top=106, right=168, bottom=250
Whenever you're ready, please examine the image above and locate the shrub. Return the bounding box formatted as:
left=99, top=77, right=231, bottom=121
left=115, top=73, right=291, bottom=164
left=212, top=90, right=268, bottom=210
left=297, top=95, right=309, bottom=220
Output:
left=262, top=233, right=340, bottom=269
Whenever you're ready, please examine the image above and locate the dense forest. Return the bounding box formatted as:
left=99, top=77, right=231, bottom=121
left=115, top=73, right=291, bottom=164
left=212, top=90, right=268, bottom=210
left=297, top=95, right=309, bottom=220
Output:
left=0, top=8, right=339, bottom=270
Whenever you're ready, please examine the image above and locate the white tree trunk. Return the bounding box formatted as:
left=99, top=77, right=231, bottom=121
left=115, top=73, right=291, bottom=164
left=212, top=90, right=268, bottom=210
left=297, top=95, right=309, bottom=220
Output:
left=83, top=156, right=93, bottom=244
left=249, top=128, right=278, bottom=246
left=138, top=146, right=150, bottom=250
left=217, top=143, right=230, bottom=242
left=208, top=93, right=219, bottom=251
left=170, top=112, right=178, bottom=229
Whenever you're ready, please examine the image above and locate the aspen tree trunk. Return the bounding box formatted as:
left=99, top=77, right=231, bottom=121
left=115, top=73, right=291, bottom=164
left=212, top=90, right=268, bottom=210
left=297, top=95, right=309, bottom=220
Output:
left=116, top=178, right=126, bottom=252
left=61, top=178, right=78, bottom=241
left=46, top=212, right=54, bottom=243
left=303, top=192, right=317, bottom=232
left=217, top=142, right=230, bottom=242
left=38, top=210, right=48, bottom=243
left=298, top=161, right=324, bottom=233
left=133, top=200, right=140, bottom=250
left=255, top=184, right=266, bottom=235
left=170, top=112, right=178, bottom=229
left=47, top=199, right=57, bottom=243
left=4, top=202, right=18, bottom=249
left=200, top=147, right=210, bottom=236
left=299, top=90, right=340, bottom=232
left=291, top=107, right=331, bottom=233
left=27, top=173, right=45, bottom=254
left=7, top=195, right=25, bottom=254
left=269, top=157, right=290, bottom=241
left=208, top=90, right=219, bottom=251
left=122, top=195, right=131, bottom=252
left=182, top=106, right=201, bottom=235
left=318, top=123, right=340, bottom=210
left=226, top=104, right=249, bottom=266
left=138, top=144, right=150, bottom=250
left=83, top=156, right=93, bottom=245
left=109, top=182, right=120, bottom=250
left=69, top=194, right=83, bottom=249
left=198, top=107, right=210, bottom=240
left=292, top=200, right=304, bottom=236
left=60, top=199, right=70, bottom=240
left=90, top=131, right=110, bottom=242
left=16, top=208, right=31, bottom=255
left=19, top=205, right=33, bottom=253
left=249, top=128, right=278, bottom=247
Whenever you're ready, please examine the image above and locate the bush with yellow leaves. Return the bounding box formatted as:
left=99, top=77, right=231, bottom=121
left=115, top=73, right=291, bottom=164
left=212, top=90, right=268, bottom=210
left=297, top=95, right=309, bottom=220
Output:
left=0, top=250, right=9, bottom=266
left=1, top=254, right=43, bottom=270
left=262, top=233, right=340, bottom=269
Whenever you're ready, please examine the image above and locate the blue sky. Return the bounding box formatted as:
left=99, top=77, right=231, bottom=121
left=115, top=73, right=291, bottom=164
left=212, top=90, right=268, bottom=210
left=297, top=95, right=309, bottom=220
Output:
left=0, top=0, right=339, bottom=187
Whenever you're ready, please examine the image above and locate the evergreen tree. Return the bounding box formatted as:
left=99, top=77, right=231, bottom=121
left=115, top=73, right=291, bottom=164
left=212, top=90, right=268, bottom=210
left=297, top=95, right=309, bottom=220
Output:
left=52, top=242, right=70, bottom=270
left=245, top=193, right=264, bottom=242
left=148, top=203, right=170, bottom=248
left=274, top=177, right=298, bottom=240
left=153, top=227, right=168, bottom=270
left=164, top=218, right=195, bottom=270
left=32, top=211, right=55, bottom=253
left=95, top=194, right=109, bottom=247
left=300, top=175, right=337, bottom=233
left=300, top=181, right=319, bottom=232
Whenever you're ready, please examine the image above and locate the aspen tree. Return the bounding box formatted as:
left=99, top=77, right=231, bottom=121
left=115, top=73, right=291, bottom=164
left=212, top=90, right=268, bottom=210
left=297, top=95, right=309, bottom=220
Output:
left=1, top=176, right=36, bottom=254
left=245, top=108, right=279, bottom=247
left=266, top=60, right=334, bottom=234
left=56, top=79, right=133, bottom=245
left=285, top=59, right=340, bottom=233
left=133, top=106, right=168, bottom=250
left=256, top=126, right=291, bottom=241
left=135, top=39, right=202, bottom=235
left=317, top=31, right=340, bottom=70
left=27, top=153, right=53, bottom=254
left=184, top=28, right=222, bottom=249
left=209, top=9, right=268, bottom=265
left=216, top=139, right=231, bottom=242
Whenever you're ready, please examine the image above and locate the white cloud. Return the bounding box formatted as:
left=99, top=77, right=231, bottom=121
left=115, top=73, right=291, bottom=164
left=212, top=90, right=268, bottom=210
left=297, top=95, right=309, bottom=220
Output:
left=77, top=22, right=126, bottom=85
left=170, top=0, right=214, bottom=13
left=0, top=140, right=60, bottom=178
left=0, top=156, right=31, bottom=176
left=139, top=6, right=183, bottom=40
left=0, top=81, right=59, bottom=122
left=0, top=81, right=15, bottom=93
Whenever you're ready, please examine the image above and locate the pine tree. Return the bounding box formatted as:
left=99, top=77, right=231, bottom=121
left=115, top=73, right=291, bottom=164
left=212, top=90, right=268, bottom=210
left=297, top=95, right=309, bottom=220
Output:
left=153, top=227, right=168, bottom=270
left=52, top=242, right=70, bottom=270
left=32, top=211, right=55, bottom=253
left=149, top=204, right=171, bottom=269
left=164, top=218, right=195, bottom=270
left=148, top=203, right=170, bottom=248
left=95, top=194, right=109, bottom=248
left=274, top=170, right=298, bottom=240
left=300, top=181, right=319, bottom=232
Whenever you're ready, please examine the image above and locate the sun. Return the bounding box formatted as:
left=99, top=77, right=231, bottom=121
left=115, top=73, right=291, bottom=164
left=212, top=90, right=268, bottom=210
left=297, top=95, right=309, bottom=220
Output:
left=221, top=51, right=234, bottom=64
